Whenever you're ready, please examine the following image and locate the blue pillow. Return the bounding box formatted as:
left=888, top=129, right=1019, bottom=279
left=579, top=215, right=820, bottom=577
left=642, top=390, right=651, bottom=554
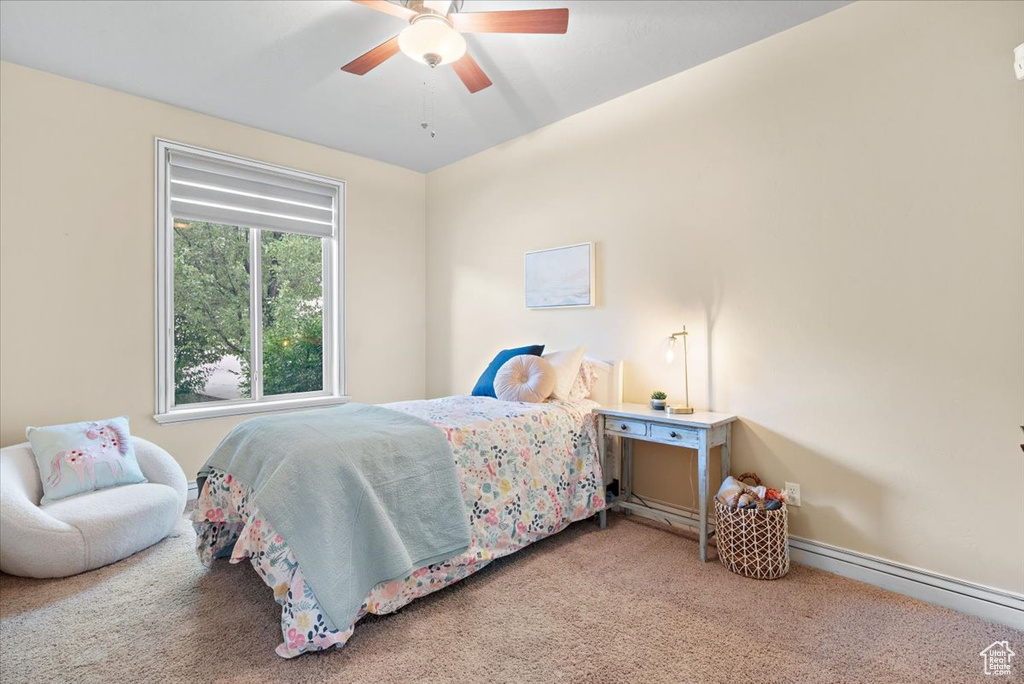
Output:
left=27, top=416, right=147, bottom=504
left=472, top=345, right=545, bottom=398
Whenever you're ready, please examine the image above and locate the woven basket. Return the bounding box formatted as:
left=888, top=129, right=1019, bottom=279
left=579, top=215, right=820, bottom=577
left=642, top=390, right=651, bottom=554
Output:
left=715, top=472, right=790, bottom=580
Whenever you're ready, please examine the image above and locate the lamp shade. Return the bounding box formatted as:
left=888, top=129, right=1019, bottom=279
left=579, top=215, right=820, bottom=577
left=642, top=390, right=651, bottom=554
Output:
left=662, top=336, right=677, bottom=364
left=399, top=16, right=467, bottom=67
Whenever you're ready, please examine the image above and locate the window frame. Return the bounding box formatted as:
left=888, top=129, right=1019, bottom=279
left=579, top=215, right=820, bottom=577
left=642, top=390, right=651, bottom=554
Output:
left=154, top=139, right=346, bottom=424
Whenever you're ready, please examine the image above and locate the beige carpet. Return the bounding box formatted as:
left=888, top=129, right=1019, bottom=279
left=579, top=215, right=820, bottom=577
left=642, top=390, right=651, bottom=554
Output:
left=0, top=513, right=1018, bottom=684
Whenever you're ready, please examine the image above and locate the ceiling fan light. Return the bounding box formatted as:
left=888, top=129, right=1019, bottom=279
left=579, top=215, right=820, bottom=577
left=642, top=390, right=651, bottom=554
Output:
left=398, top=15, right=466, bottom=67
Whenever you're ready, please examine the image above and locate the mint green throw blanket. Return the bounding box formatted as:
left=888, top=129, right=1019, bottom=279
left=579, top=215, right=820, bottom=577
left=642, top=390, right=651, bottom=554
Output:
left=196, top=403, right=471, bottom=634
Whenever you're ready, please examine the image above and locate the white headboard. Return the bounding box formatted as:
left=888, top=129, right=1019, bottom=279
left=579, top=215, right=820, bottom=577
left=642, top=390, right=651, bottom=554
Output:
left=585, top=356, right=623, bottom=407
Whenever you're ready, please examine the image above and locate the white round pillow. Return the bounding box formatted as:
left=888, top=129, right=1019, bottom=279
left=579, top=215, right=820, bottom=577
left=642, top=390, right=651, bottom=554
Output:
left=494, top=355, right=556, bottom=403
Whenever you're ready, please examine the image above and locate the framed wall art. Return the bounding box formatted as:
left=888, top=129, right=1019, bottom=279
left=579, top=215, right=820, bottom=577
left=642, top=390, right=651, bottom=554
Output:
left=524, top=242, right=595, bottom=309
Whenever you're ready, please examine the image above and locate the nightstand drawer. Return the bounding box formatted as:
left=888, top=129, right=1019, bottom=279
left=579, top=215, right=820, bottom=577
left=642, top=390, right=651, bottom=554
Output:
left=604, top=418, right=648, bottom=437
left=650, top=424, right=699, bottom=447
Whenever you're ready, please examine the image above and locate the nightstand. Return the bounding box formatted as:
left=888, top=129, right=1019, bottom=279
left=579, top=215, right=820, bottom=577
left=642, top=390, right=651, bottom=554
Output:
left=594, top=403, right=737, bottom=562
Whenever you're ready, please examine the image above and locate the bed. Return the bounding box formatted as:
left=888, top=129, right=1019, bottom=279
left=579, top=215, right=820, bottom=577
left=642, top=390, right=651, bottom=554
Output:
left=192, top=357, right=622, bottom=657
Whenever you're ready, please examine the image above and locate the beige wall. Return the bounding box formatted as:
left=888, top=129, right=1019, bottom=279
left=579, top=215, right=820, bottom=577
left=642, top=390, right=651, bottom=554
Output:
left=0, top=62, right=427, bottom=477
left=426, top=1, right=1024, bottom=592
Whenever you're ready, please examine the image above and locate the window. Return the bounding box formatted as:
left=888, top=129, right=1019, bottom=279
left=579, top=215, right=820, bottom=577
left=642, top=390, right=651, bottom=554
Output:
left=155, top=140, right=345, bottom=423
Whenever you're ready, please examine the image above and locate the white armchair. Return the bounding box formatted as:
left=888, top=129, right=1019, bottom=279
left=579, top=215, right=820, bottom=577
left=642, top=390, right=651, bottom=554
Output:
left=0, top=437, right=187, bottom=578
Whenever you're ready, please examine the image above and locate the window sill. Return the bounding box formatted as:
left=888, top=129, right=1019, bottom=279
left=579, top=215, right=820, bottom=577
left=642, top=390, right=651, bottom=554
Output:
left=154, top=395, right=351, bottom=425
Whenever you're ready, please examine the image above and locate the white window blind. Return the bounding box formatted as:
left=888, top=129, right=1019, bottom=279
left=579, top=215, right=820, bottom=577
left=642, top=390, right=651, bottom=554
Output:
left=168, top=151, right=337, bottom=237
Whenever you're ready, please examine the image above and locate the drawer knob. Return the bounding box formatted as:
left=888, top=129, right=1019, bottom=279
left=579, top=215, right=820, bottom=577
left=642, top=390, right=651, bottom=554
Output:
left=620, top=424, right=629, bottom=431
left=670, top=431, right=679, bottom=439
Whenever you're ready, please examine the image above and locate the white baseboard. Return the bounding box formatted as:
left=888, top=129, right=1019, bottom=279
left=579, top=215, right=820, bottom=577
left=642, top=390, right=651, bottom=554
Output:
left=187, top=480, right=198, bottom=502
left=788, top=536, right=1024, bottom=631
left=614, top=498, right=1024, bottom=631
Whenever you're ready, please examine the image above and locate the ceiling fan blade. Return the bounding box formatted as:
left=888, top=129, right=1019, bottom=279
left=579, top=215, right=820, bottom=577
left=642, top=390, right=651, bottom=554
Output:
left=341, top=35, right=401, bottom=75
left=452, top=52, right=492, bottom=94
left=423, top=0, right=451, bottom=15
left=351, top=0, right=418, bottom=22
left=451, top=8, right=569, bottom=34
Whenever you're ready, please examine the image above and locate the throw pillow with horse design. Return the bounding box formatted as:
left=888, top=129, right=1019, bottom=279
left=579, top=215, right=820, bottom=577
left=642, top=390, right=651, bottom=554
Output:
left=26, top=416, right=147, bottom=504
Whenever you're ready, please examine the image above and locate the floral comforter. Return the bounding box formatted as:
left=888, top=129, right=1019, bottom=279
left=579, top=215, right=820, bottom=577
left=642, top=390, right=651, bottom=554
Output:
left=192, top=395, right=605, bottom=657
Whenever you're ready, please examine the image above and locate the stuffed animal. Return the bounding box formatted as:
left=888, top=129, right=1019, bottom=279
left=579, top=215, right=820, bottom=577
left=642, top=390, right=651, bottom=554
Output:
left=716, top=476, right=788, bottom=509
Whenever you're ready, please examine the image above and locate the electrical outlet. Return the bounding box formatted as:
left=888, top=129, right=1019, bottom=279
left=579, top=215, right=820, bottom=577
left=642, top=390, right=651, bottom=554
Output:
left=785, top=482, right=801, bottom=507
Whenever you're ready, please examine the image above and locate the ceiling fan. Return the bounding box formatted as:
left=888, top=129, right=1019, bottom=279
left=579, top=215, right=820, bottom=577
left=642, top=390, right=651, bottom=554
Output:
left=341, top=0, right=569, bottom=94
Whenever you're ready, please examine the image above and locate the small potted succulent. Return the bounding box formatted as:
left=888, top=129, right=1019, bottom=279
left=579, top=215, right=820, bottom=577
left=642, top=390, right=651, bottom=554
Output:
left=650, top=390, right=667, bottom=410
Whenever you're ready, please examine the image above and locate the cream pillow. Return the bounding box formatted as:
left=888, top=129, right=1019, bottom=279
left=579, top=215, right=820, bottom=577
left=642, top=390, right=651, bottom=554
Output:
left=494, top=355, right=556, bottom=403
left=543, top=346, right=586, bottom=400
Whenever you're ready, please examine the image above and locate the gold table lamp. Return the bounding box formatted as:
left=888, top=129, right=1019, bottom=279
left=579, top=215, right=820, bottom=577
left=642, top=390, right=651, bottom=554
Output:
left=663, top=327, right=694, bottom=415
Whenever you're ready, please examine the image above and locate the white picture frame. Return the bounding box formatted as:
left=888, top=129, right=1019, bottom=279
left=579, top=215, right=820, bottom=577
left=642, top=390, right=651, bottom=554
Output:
left=524, top=242, right=595, bottom=309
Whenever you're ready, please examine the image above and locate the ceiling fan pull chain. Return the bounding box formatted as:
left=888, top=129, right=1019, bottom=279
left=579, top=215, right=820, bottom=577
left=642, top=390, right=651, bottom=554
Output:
left=419, top=71, right=437, bottom=139
left=420, top=78, right=428, bottom=133
left=429, top=72, right=436, bottom=139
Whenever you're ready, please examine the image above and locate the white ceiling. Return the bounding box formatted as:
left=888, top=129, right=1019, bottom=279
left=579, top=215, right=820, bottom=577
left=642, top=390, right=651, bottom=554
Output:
left=0, top=0, right=849, bottom=172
